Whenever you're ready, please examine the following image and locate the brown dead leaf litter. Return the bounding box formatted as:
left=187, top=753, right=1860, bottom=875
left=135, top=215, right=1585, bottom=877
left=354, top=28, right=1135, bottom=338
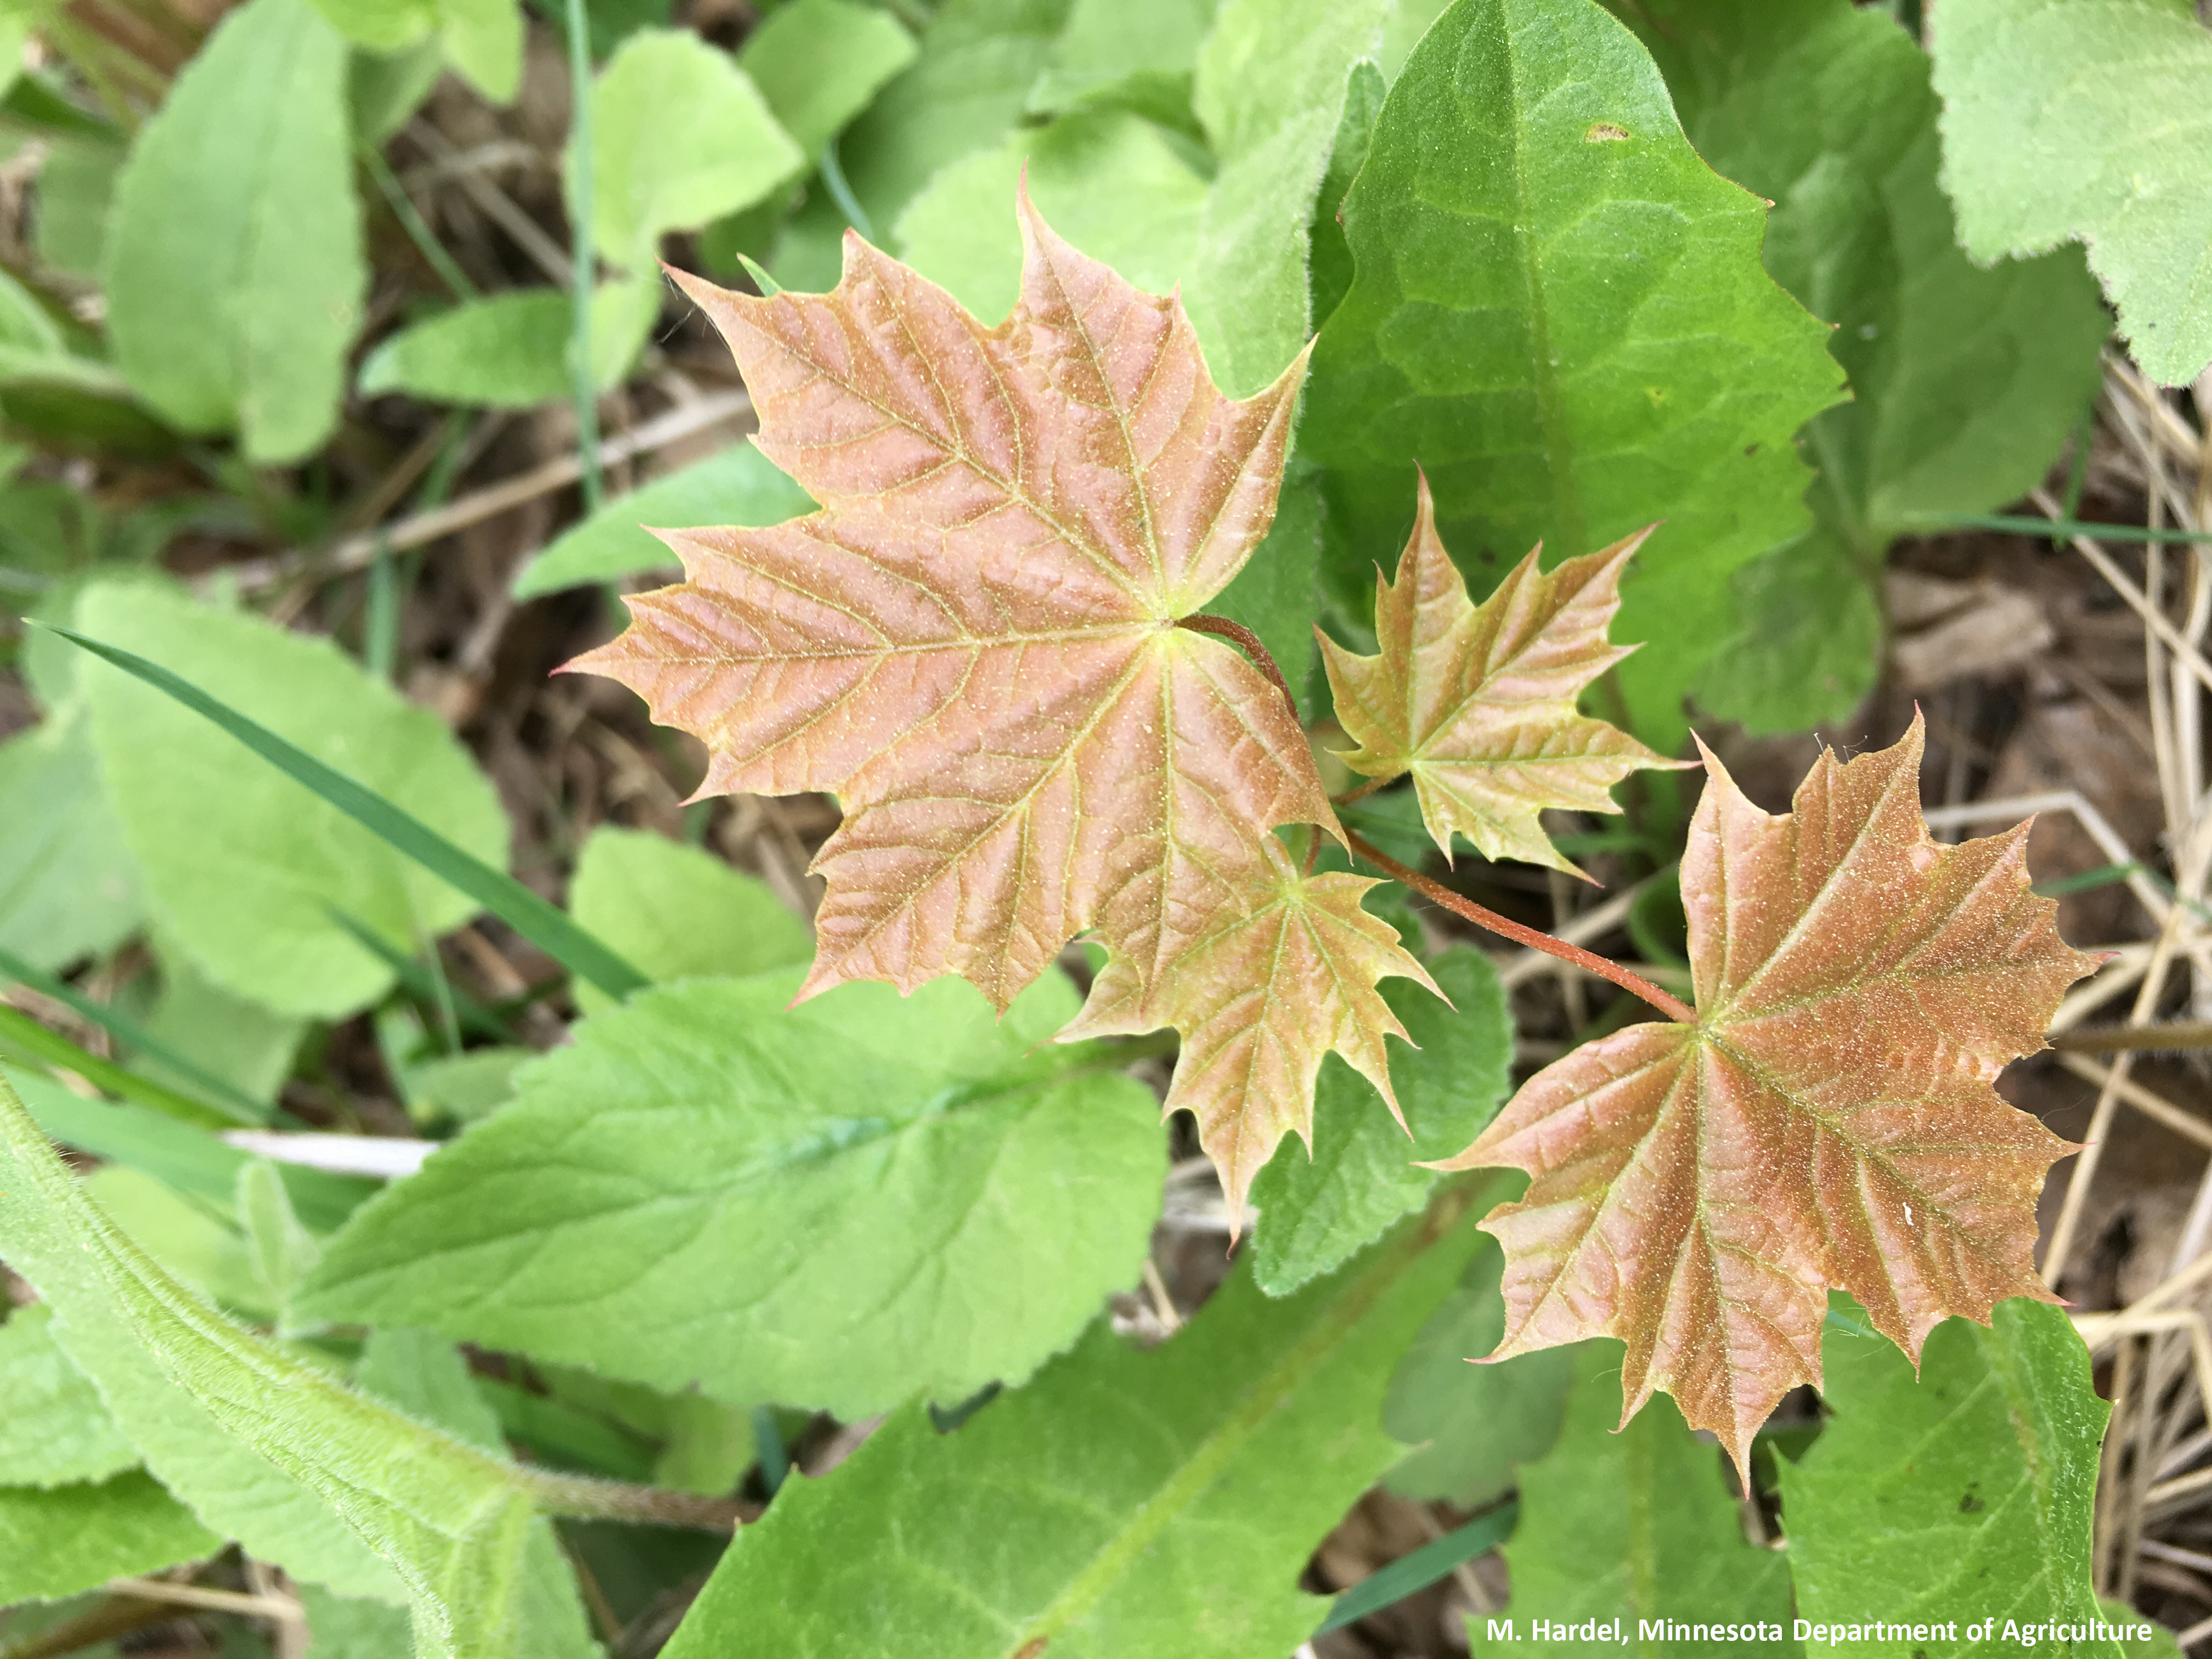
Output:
left=4, top=52, right=2212, bottom=1659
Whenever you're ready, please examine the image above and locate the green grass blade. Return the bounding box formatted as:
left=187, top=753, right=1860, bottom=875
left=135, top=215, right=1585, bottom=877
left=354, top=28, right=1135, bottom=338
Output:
left=0, top=1005, right=239, bottom=1130
left=0, top=942, right=270, bottom=1124
left=40, top=623, right=651, bottom=1001
left=1313, top=1502, right=1518, bottom=1635
left=1902, top=512, right=2212, bottom=544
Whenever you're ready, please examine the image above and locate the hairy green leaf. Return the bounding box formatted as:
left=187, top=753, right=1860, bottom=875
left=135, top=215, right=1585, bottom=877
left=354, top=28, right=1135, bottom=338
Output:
left=1469, top=1342, right=1793, bottom=1654
left=566, top=825, right=813, bottom=1014
left=510, top=442, right=813, bottom=596
left=893, top=109, right=1207, bottom=325
left=0, top=1471, right=221, bottom=1603
left=1304, top=0, right=1842, bottom=745
left=1024, top=0, right=1216, bottom=131
left=0, top=1304, right=140, bottom=1489
left=659, top=1192, right=1487, bottom=1658
left=1250, top=947, right=1510, bottom=1294
left=1780, top=1297, right=2116, bottom=1656
left=738, top=0, right=917, bottom=157
left=74, top=582, right=510, bottom=1019
left=104, top=0, right=365, bottom=462
left=0, top=1071, right=605, bottom=1651
left=0, top=706, right=140, bottom=974
left=298, top=972, right=1165, bottom=1417
left=583, top=29, right=805, bottom=270
left=1930, top=0, right=2212, bottom=385
left=1381, top=1238, right=1571, bottom=1509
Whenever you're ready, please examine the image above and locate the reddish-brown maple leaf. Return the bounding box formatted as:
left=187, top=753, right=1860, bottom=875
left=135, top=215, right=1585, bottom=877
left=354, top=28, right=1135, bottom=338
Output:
left=1433, top=718, right=2096, bottom=1472
left=1319, top=475, right=1684, bottom=877
left=568, top=195, right=1337, bottom=1013
left=1062, top=832, right=1437, bottom=1224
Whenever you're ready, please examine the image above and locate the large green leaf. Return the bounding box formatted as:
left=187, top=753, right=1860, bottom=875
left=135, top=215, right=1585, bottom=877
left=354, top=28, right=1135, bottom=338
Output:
left=659, top=1192, right=1488, bottom=1658
left=583, top=28, right=805, bottom=270
left=1249, top=946, right=1511, bottom=1294
left=1613, top=0, right=2107, bottom=733
left=75, top=582, right=510, bottom=1019
left=0, top=1071, right=625, bottom=1654
left=1303, top=0, right=1842, bottom=746
left=0, top=1303, right=139, bottom=1489
left=1780, top=1297, right=2117, bottom=1657
left=566, top=825, right=814, bottom=1014
left=0, top=1471, right=222, bottom=1603
left=1380, top=1239, right=1571, bottom=1509
left=1930, top=0, right=2212, bottom=386
left=298, top=971, right=1164, bottom=1417
left=1469, top=1342, right=1793, bottom=1654
left=838, top=0, right=1076, bottom=232
left=893, top=109, right=1209, bottom=324
left=103, top=0, right=365, bottom=463
left=738, top=0, right=917, bottom=157
left=0, top=706, right=140, bottom=973
left=357, top=285, right=656, bottom=408
left=1181, top=0, right=1392, bottom=396
left=509, top=441, right=814, bottom=596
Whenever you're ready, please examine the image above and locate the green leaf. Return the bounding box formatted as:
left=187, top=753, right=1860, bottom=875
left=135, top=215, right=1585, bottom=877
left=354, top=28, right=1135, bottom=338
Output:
left=1024, top=0, right=1218, bottom=132
left=103, top=0, right=365, bottom=463
left=0, top=1070, right=596, bottom=1650
left=1469, top=1342, right=1794, bottom=1654
left=583, top=28, right=805, bottom=270
left=350, top=36, right=446, bottom=140
left=298, top=971, right=1165, bottom=1418
left=140, top=944, right=304, bottom=1108
left=0, top=1471, right=222, bottom=1603
left=402, top=1045, right=531, bottom=1127
left=303, top=0, right=436, bottom=53
left=658, top=1192, right=1488, bottom=1659
left=1778, top=1297, right=2117, bottom=1657
left=509, top=442, right=812, bottom=597
left=892, top=108, right=1209, bottom=324
left=1309, top=54, right=1386, bottom=326
left=566, top=825, right=814, bottom=1014
left=437, top=0, right=523, bottom=103
left=1929, top=0, right=2212, bottom=385
left=1181, top=0, right=1392, bottom=396
left=738, top=0, right=918, bottom=158
left=1211, top=458, right=1325, bottom=718
left=1249, top=947, right=1511, bottom=1294
left=357, top=283, right=656, bottom=407
left=0, top=706, right=141, bottom=974
left=1689, top=521, right=1882, bottom=735
left=33, top=137, right=123, bottom=279
left=237, top=1158, right=324, bottom=1325
left=1379, top=1239, right=1571, bottom=1509
left=1302, top=0, right=1843, bottom=747
left=838, top=0, right=1076, bottom=233
left=299, top=1583, right=418, bottom=1657
left=74, top=582, right=512, bottom=1019
left=0, top=1304, right=140, bottom=1489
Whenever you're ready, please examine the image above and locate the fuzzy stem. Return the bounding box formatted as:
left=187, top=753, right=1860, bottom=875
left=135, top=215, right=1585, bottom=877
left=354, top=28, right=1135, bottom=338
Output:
left=522, top=1468, right=758, bottom=1531
left=1345, top=830, right=1697, bottom=1024
left=1176, top=613, right=1293, bottom=709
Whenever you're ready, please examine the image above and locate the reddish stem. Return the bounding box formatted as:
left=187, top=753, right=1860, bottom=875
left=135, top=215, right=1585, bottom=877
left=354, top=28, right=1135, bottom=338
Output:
left=1176, top=613, right=1294, bottom=708
left=1344, top=830, right=1697, bottom=1024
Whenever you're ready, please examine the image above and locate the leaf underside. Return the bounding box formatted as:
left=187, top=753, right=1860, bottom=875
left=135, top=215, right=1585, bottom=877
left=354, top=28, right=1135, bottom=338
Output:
left=1437, top=717, right=2096, bottom=1472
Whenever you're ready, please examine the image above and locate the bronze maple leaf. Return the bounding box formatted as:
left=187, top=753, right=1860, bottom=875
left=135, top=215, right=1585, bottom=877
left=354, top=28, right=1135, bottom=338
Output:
left=1319, top=474, right=1685, bottom=876
left=570, top=195, right=1338, bottom=1013
left=1433, top=718, right=2096, bottom=1472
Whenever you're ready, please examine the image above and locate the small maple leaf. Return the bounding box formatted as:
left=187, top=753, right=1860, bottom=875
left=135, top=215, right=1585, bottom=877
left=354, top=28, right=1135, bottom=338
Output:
left=1432, top=718, right=2096, bottom=1474
left=1318, top=475, right=1685, bottom=875
left=568, top=194, right=1336, bottom=1013
left=1063, top=831, right=1437, bottom=1226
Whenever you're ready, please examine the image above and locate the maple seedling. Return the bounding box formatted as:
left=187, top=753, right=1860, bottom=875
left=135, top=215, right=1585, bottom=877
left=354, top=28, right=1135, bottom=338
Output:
left=573, top=194, right=2094, bottom=1464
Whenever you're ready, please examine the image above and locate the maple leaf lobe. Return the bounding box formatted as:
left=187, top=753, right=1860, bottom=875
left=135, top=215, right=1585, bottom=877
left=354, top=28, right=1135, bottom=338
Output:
left=1318, top=475, right=1688, bottom=878
left=568, top=196, right=1336, bottom=1015
left=1434, top=717, right=2095, bottom=1474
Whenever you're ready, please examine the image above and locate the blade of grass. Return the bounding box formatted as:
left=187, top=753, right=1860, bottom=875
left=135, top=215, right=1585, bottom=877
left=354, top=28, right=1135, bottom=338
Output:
left=1903, top=513, right=2212, bottom=545
left=327, top=908, right=519, bottom=1045
left=1313, top=1502, right=1518, bottom=1635
left=817, top=137, right=874, bottom=242
left=564, top=0, right=603, bottom=512
left=359, top=143, right=478, bottom=301
left=39, top=623, right=651, bottom=1000
left=0, top=943, right=270, bottom=1123
left=2034, top=860, right=2212, bottom=925
left=0, top=1005, right=239, bottom=1130
left=364, top=537, right=398, bottom=680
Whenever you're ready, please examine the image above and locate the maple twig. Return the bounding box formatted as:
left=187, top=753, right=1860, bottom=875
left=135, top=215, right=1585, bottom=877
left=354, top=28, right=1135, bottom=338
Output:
left=1176, top=613, right=1294, bottom=708
left=1343, top=830, right=1697, bottom=1024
